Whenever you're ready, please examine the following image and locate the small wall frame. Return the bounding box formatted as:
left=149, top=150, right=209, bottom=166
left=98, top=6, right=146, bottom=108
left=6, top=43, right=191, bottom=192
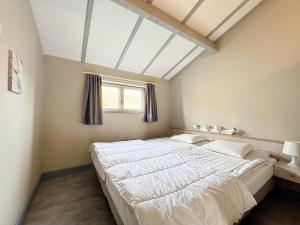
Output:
left=8, top=50, right=23, bottom=94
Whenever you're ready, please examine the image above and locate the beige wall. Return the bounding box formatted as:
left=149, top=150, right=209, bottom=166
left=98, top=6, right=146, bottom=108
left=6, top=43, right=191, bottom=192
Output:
left=171, top=0, right=300, bottom=141
left=42, top=56, right=171, bottom=172
left=0, top=0, right=45, bottom=225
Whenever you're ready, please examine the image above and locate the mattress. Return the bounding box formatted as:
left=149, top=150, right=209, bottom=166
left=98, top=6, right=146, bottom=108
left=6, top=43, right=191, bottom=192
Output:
left=91, top=138, right=276, bottom=225
left=241, top=158, right=275, bottom=194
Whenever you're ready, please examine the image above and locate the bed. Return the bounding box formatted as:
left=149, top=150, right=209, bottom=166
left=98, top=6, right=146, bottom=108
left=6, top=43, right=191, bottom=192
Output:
left=90, top=137, right=276, bottom=225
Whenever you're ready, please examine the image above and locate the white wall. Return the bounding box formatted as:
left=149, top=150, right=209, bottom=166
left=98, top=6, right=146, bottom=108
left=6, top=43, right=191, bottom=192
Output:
left=0, top=0, right=45, bottom=224
left=171, top=0, right=300, bottom=141
left=42, top=56, right=171, bottom=172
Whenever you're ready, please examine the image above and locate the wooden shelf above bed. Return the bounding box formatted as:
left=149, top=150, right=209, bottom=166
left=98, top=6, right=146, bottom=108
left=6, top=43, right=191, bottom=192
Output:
left=169, top=127, right=284, bottom=144
left=169, top=127, right=285, bottom=159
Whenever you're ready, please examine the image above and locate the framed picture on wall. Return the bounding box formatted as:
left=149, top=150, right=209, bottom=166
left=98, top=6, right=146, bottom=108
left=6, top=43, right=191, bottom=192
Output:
left=8, top=50, right=23, bottom=94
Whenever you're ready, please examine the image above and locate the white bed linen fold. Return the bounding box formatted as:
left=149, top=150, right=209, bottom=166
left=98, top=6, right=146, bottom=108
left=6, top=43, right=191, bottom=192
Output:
left=92, top=139, right=193, bottom=180
left=91, top=139, right=144, bottom=150
left=131, top=173, right=256, bottom=225
left=92, top=139, right=268, bottom=225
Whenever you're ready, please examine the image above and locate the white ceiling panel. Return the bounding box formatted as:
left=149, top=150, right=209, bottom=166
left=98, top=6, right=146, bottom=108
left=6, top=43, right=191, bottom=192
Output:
left=208, top=0, right=264, bottom=41
left=119, top=19, right=172, bottom=74
left=85, top=0, right=139, bottom=68
left=186, top=0, right=245, bottom=36
left=30, top=0, right=264, bottom=79
left=164, top=46, right=205, bottom=80
left=31, top=0, right=87, bottom=61
left=152, top=0, right=199, bottom=22
left=144, top=35, right=196, bottom=78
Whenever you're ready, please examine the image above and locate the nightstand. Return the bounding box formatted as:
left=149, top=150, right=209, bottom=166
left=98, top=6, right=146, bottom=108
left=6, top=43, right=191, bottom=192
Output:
left=274, top=160, right=300, bottom=192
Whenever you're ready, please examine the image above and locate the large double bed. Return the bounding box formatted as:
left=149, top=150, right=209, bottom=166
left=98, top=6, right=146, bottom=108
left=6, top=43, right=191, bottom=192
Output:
left=90, top=137, right=276, bottom=225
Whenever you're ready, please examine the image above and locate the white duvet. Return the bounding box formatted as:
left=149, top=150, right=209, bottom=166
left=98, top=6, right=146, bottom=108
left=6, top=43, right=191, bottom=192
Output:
left=91, top=139, right=193, bottom=181
left=92, top=140, right=266, bottom=225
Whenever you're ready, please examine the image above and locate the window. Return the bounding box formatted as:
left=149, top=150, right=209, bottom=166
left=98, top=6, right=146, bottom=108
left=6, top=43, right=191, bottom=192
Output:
left=102, top=83, right=145, bottom=113
left=102, top=84, right=121, bottom=111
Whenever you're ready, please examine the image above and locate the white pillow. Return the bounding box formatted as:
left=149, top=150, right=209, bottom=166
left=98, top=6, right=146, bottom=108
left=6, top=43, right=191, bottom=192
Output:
left=202, top=140, right=254, bottom=158
left=170, top=134, right=207, bottom=144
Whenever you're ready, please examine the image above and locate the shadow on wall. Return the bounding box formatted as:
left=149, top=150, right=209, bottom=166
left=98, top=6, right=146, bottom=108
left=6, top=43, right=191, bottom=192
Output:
left=28, top=59, right=44, bottom=205
left=170, top=78, right=184, bottom=128
left=171, top=61, right=300, bottom=140
left=215, top=1, right=267, bottom=50
left=249, top=62, right=300, bottom=140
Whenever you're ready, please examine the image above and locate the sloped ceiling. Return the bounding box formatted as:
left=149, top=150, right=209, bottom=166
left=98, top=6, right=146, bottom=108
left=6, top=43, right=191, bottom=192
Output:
left=31, top=0, right=263, bottom=80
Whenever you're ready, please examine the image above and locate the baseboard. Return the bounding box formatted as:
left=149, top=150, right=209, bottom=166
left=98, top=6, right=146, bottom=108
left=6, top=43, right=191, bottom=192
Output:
left=42, top=163, right=93, bottom=179
left=15, top=164, right=93, bottom=225
left=14, top=175, right=42, bottom=225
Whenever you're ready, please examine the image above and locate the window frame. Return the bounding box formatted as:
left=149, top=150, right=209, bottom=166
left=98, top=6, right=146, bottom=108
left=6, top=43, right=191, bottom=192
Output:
left=102, top=82, right=145, bottom=114
left=101, top=82, right=122, bottom=113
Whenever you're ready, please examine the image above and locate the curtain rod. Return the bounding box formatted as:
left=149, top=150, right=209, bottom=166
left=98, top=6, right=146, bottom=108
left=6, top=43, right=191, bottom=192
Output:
left=82, top=71, right=157, bottom=85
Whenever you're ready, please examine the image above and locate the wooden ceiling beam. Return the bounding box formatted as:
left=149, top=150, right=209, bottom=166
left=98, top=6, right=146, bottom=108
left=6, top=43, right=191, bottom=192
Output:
left=81, top=0, right=94, bottom=62
left=110, top=0, right=218, bottom=52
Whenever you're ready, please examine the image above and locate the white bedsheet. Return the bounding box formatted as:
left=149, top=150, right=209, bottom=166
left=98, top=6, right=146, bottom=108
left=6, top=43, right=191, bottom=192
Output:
left=91, top=138, right=275, bottom=225
left=241, top=158, right=275, bottom=194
